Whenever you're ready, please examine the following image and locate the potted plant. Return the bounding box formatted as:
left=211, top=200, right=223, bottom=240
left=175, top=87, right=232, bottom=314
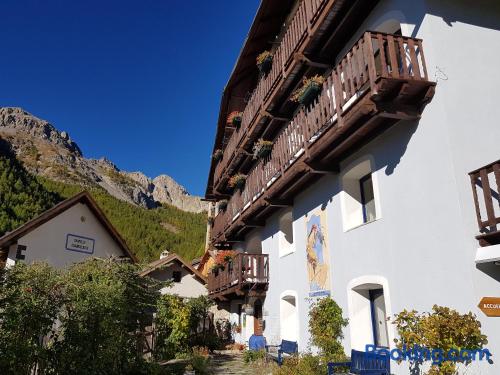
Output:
left=218, top=199, right=228, bottom=211
left=227, top=111, right=243, bottom=129
left=184, top=364, right=195, bottom=375
left=228, top=174, right=246, bottom=191
left=256, top=50, right=273, bottom=75
left=243, top=304, right=254, bottom=315
left=291, top=75, right=325, bottom=107
left=212, top=149, right=223, bottom=162
left=252, top=139, right=273, bottom=159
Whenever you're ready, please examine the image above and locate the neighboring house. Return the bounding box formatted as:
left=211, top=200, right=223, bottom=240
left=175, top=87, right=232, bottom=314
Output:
left=0, top=191, right=137, bottom=268
left=203, top=1, right=500, bottom=374
left=140, top=251, right=207, bottom=298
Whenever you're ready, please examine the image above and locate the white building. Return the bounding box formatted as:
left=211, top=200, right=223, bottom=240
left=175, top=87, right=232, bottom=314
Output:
left=0, top=191, right=137, bottom=268
left=140, top=251, right=208, bottom=299
left=203, top=0, right=500, bottom=374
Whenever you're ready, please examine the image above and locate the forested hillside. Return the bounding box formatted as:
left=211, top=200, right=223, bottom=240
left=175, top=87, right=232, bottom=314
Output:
left=0, top=138, right=207, bottom=263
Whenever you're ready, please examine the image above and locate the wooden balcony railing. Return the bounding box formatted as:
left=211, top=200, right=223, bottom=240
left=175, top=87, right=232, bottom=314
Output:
left=470, top=160, right=500, bottom=246
left=211, top=31, right=434, bottom=243
left=213, top=0, right=330, bottom=189
left=207, top=253, right=269, bottom=297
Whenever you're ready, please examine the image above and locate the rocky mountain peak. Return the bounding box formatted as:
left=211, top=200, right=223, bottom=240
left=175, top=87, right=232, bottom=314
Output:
left=0, top=107, right=82, bottom=157
left=0, top=107, right=207, bottom=213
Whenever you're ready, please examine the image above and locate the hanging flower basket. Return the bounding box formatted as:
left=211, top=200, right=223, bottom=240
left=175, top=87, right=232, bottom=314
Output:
left=218, top=199, right=228, bottom=211
left=228, top=174, right=246, bottom=191
left=252, top=139, right=273, bottom=159
left=212, top=149, right=223, bottom=162
left=257, top=50, right=273, bottom=75
left=243, top=304, right=254, bottom=315
left=291, top=75, right=325, bottom=107
left=227, top=111, right=243, bottom=129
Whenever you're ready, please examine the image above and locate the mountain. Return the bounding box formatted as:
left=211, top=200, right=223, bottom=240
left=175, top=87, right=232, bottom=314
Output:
left=0, top=107, right=207, bottom=213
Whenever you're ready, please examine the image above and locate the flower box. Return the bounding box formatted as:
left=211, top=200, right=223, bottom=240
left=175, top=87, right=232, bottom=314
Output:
left=252, top=139, right=273, bottom=159
left=227, top=111, right=242, bottom=129
left=218, top=200, right=228, bottom=211
left=228, top=174, right=246, bottom=191
left=291, top=75, right=325, bottom=107
left=257, top=51, right=273, bottom=75
left=212, top=149, right=223, bottom=162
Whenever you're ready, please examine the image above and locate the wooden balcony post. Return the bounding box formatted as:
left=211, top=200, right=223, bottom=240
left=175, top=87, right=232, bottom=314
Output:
left=480, top=169, right=498, bottom=231
left=363, top=32, right=378, bottom=96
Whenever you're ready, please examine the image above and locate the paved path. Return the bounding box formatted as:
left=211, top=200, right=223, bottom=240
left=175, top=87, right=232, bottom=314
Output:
left=209, top=352, right=255, bottom=375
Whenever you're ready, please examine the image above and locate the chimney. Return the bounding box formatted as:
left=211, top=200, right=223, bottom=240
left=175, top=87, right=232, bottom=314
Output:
left=160, top=250, right=170, bottom=259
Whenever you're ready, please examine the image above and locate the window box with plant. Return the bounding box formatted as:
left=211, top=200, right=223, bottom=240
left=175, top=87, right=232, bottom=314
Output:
left=227, top=111, right=243, bottom=129
left=228, top=174, right=246, bottom=191
left=218, top=199, right=228, bottom=211
left=212, top=149, right=223, bottom=162
left=291, top=75, right=325, bottom=107
left=211, top=250, right=237, bottom=274
left=252, top=139, right=273, bottom=159
left=256, top=50, right=273, bottom=75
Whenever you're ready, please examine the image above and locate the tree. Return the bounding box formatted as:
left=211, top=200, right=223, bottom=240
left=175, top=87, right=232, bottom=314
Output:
left=308, top=296, right=348, bottom=362
left=0, top=262, right=64, bottom=374
left=393, top=305, right=489, bottom=375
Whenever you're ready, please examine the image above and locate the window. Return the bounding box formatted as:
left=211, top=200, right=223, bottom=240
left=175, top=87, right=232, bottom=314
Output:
left=360, top=173, right=376, bottom=223
left=172, top=271, right=182, bottom=283
left=341, top=158, right=380, bottom=231
left=279, top=208, right=294, bottom=257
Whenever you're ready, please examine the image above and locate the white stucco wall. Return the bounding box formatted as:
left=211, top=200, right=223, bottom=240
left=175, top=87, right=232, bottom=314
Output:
left=6, top=203, right=127, bottom=269
left=149, top=263, right=207, bottom=299
left=237, top=1, right=500, bottom=373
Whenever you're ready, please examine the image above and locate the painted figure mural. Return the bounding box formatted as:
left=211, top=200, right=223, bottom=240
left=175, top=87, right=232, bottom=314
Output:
left=306, top=210, right=331, bottom=297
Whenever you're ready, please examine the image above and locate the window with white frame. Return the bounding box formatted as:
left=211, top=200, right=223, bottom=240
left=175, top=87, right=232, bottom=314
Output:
left=341, top=159, right=380, bottom=231
left=279, top=208, right=294, bottom=257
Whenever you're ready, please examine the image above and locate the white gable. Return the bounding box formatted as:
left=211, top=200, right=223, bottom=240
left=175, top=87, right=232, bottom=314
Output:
left=6, top=202, right=127, bottom=269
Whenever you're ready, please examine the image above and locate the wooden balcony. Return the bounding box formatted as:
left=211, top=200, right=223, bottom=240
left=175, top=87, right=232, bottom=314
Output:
left=212, top=0, right=349, bottom=193
left=470, top=161, right=500, bottom=247
left=207, top=253, right=269, bottom=300
left=211, top=31, right=435, bottom=244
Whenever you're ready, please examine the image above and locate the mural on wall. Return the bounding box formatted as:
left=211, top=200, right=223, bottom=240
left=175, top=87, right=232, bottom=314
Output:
left=305, top=209, right=331, bottom=297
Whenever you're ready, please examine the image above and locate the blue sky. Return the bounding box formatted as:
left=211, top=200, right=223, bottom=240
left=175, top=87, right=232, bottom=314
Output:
left=0, top=0, right=259, bottom=196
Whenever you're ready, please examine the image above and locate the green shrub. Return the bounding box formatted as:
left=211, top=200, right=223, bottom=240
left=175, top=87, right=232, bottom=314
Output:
left=243, top=349, right=267, bottom=363
left=0, top=263, right=64, bottom=374
left=0, top=259, right=160, bottom=375
left=393, top=305, right=488, bottom=375
left=308, top=296, right=348, bottom=362
left=273, top=354, right=325, bottom=375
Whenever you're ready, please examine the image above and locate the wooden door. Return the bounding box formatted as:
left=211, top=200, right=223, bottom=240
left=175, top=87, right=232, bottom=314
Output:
left=254, top=301, right=263, bottom=336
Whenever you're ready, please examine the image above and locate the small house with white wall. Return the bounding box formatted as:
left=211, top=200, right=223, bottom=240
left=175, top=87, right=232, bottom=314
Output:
left=0, top=191, right=137, bottom=268
left=140, top=251, right=207, bottom=298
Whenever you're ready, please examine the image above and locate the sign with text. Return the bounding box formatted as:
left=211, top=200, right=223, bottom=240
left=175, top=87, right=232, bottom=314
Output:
left=478, top=297, right=500, bottom=317
left=65, top=234, right=95, bottom=255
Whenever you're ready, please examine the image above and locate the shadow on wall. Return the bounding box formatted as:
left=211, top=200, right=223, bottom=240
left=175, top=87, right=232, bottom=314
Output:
left=389, top=0, right=500, bottom=38
left=476, top=263, right=500, bottom=283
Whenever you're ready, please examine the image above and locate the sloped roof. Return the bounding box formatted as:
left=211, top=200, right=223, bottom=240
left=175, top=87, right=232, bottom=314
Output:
left=140, top=253, right=207, bottom=283
left=0, top=191, right=138, bottom=262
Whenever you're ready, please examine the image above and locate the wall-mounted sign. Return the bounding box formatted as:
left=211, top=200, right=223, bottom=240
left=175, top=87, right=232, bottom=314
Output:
left=478, top=297, right=500, bottom=317
left=65, top=234, right=95, bottom=255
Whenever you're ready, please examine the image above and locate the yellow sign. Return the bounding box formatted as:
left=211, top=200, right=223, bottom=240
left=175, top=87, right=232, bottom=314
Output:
left=478, top=297, right=500, bottom=317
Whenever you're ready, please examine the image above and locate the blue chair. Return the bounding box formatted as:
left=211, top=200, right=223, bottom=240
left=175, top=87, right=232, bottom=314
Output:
left=328, top=349, right=390, bottom=374
left=248, top=334, right=266, bottom=351
left=266, top=339, right=298, bottom=366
